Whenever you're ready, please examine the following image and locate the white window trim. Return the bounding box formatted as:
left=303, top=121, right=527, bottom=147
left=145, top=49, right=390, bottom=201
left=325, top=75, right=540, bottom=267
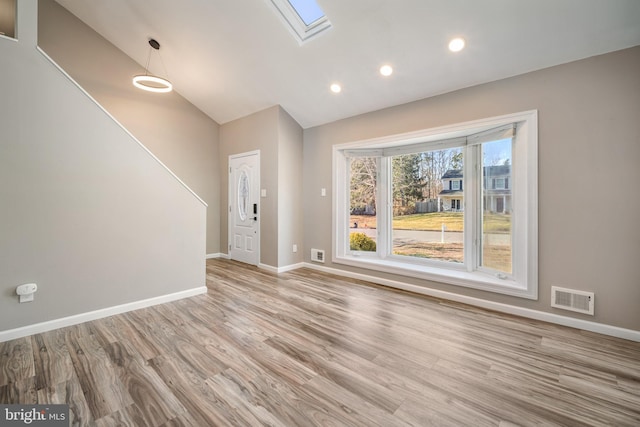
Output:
left=333, top=110, right=538, bottom=299
left=267, top=0, right=332, bottom=44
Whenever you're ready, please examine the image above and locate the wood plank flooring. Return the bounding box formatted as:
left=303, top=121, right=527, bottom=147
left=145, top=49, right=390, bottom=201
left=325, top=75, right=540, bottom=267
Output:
left=1, top=258, right=640, bottom=426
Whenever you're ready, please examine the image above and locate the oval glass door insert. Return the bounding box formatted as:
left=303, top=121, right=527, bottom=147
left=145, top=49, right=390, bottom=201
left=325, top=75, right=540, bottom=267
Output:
left=238, top=170, right=249, bottom=221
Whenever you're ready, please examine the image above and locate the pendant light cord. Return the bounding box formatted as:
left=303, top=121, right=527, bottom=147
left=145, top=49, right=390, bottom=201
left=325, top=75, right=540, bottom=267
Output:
left=143, top=48, right=152, bottom=77
left=157, top=50, right=170, bottom=81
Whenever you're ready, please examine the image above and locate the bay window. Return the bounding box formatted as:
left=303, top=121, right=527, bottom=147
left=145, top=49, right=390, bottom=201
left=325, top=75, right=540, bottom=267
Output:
left=333, top=111, right=538, bottom=298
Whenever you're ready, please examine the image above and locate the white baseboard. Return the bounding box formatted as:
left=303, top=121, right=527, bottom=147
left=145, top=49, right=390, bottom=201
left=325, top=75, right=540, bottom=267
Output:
left=278, top=262, right=306, bottom=273
left=206, top=253, right=229, bottom=259
left=0, top=286, right=207, bottom=343
left=258, top=262, right=306, bottom=274
left=258, top=263, right=277, bottom=273
left=302, top=262, right=640, bottom=342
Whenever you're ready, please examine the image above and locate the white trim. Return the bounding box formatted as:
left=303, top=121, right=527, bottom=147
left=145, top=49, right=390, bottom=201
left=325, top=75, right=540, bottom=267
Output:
left=259, top=262, right=306, bottom=273
left=280, top=262, right=306, bottom=272
left=333, top=111, right=536, bottom=152
left=0, top=286, right=207, bottom=343
left=206, top=253, right=230, bottom=259
left=0, top=34, right=18, bottom=43
left=258, top=263, right=278, bottom=273
left=35, top=47, right=207, bottom=208
left=301, top=262, right=640, bottom=343
left=332, top=256, right=534, bottom=299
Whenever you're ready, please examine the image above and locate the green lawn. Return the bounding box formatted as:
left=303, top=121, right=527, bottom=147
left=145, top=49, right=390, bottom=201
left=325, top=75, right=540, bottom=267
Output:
left=352, top=212, right=511, bottom=233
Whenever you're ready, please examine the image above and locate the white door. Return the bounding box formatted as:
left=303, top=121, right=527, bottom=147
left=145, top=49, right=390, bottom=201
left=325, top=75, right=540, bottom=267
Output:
left=229, top=151, right=260, bottom=265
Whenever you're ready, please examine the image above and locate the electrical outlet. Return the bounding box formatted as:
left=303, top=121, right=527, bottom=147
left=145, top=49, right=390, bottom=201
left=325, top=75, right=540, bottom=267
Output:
left=293, top=244, right=298, bottom=253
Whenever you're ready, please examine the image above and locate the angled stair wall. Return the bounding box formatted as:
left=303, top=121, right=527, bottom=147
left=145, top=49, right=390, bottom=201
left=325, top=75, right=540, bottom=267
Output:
left=0, top=0, right=206, bottom=338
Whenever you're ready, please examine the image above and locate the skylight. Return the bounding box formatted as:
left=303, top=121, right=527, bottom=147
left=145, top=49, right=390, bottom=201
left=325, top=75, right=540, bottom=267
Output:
left=269, top=0, right=331, bottom=44
left=288, top=0, right=325, bottom=25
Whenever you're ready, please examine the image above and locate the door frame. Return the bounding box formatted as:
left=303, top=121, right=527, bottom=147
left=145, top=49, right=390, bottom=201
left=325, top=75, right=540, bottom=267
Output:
left=228, top=150, right=261, bottom=266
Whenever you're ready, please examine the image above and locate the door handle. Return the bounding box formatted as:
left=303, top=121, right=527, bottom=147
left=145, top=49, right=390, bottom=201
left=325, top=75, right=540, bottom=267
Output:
left=253, top=203, right=257, bottom=214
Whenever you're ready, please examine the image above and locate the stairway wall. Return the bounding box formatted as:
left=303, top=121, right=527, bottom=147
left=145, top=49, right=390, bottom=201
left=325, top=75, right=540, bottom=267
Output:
left=38, top=0, right=221, bottom=255
left=0, top=0, right=206, bottom=335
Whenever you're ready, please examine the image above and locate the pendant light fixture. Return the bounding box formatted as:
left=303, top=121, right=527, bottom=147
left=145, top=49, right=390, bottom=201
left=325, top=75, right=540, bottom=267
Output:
left=133, top=39, right=173, bottom=93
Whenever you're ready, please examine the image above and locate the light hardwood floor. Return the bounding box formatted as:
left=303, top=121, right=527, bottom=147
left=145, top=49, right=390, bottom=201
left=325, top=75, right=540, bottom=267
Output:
left=1, top=259, right=639, bottom=426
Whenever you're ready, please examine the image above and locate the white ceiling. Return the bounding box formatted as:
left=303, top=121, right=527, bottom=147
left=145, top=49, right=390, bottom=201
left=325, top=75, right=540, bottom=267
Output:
left=55, top=0, right=640, bottom=129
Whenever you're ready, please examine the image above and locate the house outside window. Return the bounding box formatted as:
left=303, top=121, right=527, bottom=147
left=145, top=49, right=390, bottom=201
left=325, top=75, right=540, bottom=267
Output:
left=439, top=170, right=464, bottom=213
left=483, top=164, right=511, bottom=214
left=334, top=111, right=538, bottom=299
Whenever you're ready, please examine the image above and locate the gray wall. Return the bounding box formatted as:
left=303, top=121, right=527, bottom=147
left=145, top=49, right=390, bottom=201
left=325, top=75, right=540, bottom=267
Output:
left=37, top=0, right=221, bottom=255
left=0, top=0, right=206, bottom=332
left=220, top=106, right=280, bottom=267
left=219, top=106, right=304, bottom=269
left=277, top=108, right=304, bottom=267
left=303, top=46, right=640, bottom=331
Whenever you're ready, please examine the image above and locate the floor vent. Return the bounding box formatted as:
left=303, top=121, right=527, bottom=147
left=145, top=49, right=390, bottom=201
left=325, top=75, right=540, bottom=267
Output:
left=311, top=248, right=325, bottom=263
left=551, top=286, right=594, bottom=315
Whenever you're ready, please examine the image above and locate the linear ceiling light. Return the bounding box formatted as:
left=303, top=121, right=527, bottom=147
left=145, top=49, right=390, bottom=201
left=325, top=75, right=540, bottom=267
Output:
left=133, top=39, right=173, bottom=93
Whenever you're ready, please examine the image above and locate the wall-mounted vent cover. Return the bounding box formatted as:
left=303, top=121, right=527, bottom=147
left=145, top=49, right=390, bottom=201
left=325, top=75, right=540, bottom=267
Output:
left=311, top=248, right=325, bottom=263
left=551, top=286, right=594, bottom=315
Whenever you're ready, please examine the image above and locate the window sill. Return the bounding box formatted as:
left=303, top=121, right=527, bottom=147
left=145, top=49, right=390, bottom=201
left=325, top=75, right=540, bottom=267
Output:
left=333, top=254, right=536, bottom=299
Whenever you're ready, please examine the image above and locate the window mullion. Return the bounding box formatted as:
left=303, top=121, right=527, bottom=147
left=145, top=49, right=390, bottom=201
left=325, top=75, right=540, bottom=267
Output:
left=377, top=157, right=391, bottom=259
left=340, top=155, right=350, bottom=257
left=463, top=145, right=479, bottom=272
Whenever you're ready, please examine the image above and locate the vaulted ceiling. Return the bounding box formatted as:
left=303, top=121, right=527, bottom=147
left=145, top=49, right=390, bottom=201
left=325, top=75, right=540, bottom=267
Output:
left=55, top=0, right=640, bottom=128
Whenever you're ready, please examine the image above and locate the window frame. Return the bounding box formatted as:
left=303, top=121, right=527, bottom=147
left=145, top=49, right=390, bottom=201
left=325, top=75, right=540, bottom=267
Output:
left=333, top=110, right=538, bottom=299
left=268, top=0, right=332, bottom=44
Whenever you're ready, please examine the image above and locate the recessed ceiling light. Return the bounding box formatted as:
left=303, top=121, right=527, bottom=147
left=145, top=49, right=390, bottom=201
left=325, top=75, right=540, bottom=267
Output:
left=330, top=83, right=342, bottom=93
left=380, top=65, right=393, bottom=77
left=448, top=37, right=465, bottom=52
